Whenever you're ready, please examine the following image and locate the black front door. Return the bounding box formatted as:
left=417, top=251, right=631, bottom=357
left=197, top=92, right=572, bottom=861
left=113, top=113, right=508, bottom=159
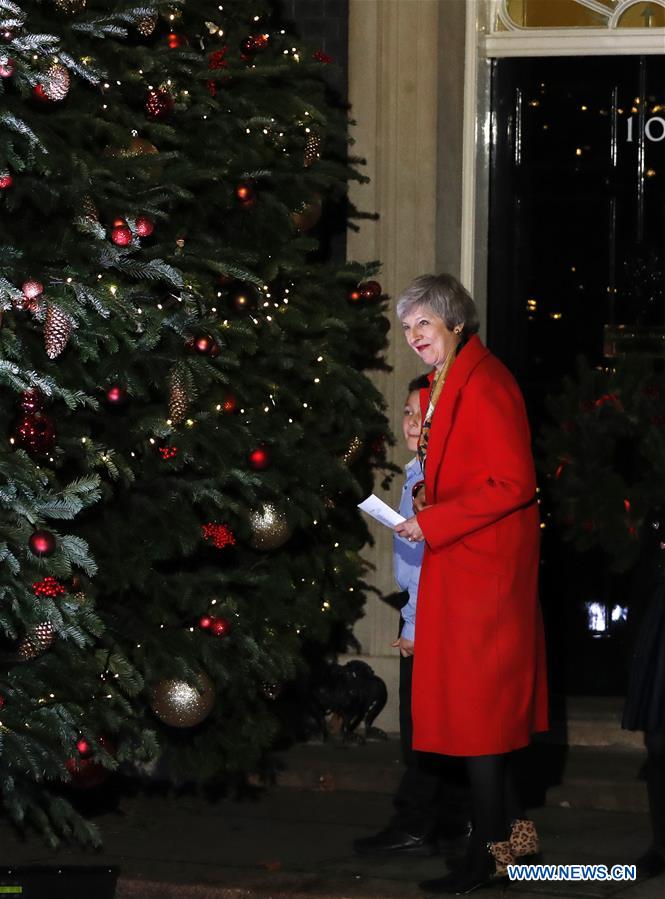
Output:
left=488, top=55, right=665, bottom=694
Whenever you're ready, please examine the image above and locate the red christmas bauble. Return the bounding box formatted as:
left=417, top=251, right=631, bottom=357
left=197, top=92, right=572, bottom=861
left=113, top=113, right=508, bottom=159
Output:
left=211, top=617, right=230, bottom=637
left=145, top=88, right=174, bottom=120
left=347, top=288, right=362, bottom=304
left=15, top=411, right=56, bottom=455
left=135, top=216, right=154, bottom=237
left=111, top=225, right=132, bottom=247
left=222, top=394, right=237, bottom=414
left=235, top=182, right=256, bottom=207
left=32, top=84, right=51, bottom=103
left=19, top=388, right=43, bottom=412
left=252, top=33, right=270, bottom=50
left=0, top=173, right=13, bottom=190
left=0, top=58, right=14, bottom=78
left=105, top=385, right=127, bottom=405
left=248, top=446, right=270, bottom=470
left=240, top=33, right=269, bottom=56
left=65, top=755, right=108, bottom=790
left=199, top=615, right=212, bottom=630
left=359, top=280, right=382, bottom=301
left=29, top=529, right=56, bottom=557
left=22, top=280, right=44, bottom=300
left=167, top=32, right=188, bottom=49
left=194, top=334, right=215, bottom=355
left=76, top=737, right=92, bottom=758
left=0, top=695, right=5, bottom=709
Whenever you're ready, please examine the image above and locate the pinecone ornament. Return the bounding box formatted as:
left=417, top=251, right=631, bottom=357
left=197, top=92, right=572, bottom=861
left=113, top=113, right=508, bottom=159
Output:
left=168, top=369, right=188, bottom=424
left=18, top=622, right=55, bottom=660
left=42, top=63, right=71, bottom=101
left=303, top=133, right=321, bottom=168
left=81, top=194, right=99, bottom=222
left=45, top=305, right=73, bottom=359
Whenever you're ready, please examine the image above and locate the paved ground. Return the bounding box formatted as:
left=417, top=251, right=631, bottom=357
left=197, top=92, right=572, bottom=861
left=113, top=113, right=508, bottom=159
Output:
left=0, top=740, right=662, bottom=899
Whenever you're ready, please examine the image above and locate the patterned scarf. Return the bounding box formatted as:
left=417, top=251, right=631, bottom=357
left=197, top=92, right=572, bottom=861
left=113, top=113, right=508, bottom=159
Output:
left=417, top=348, right=457, bottom=474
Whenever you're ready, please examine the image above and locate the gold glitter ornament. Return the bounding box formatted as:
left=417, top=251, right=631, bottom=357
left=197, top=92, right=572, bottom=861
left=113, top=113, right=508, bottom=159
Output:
left=45, top=305, right=73, bottom=359
left=137, top=14, right=158, bottom=37
left=42, top=63, right=71, bottom=101
left=53, top=0, right=87, bottom=13
left=303, top=133, right=321, bottom=167
left=151, top=673, right=215, bottom=728
left=18, top=622, right=55, bottom=660
left=341, top=435, right=363, bottom=466
left=249, top=503, right=292, bottom=551
left=290, top=195, right=322, bottom=232
left=126, top=137, right=159, bottom=157
left=168, top=369, right=188, bottom=424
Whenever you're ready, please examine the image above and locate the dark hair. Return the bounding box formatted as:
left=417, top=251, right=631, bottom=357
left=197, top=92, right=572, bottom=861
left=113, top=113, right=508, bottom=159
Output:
left=408, top=374, right=430, bottom=393
left=396, top=273, right=480, bottom=338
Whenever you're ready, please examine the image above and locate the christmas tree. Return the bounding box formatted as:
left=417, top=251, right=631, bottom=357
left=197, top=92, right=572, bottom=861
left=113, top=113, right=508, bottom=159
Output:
left=539, top=356, right=665, bottom=571
left=1, top=0, right=389, bottom=844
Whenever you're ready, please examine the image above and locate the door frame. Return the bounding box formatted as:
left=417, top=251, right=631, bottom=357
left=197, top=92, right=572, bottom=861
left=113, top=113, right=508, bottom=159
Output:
left=463, top=0, right=665, bottom=307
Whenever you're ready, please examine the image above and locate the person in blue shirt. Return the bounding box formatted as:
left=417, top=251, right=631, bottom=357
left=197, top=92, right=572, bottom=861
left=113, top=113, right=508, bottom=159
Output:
left=354, top=375, right=444, bottom=856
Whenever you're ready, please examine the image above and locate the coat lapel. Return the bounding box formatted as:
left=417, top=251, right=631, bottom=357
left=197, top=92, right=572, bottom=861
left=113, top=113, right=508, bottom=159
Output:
left=423, top=336, right=490, bottom=497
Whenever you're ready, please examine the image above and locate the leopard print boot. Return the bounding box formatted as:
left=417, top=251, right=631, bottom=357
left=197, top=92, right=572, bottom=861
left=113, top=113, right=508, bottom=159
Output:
left=510, top=818, right=541, bottom=859
left=488, top=839, right=515, bottom=878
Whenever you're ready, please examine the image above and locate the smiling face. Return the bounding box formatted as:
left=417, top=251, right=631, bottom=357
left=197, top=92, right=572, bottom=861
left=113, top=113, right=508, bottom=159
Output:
left=400, top=305, right=460, bottom=370
left=402, top=389, right=422, bottom=453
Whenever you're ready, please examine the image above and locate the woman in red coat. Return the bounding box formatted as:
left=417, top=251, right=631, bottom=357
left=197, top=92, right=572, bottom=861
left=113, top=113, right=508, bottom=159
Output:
left=395, top=273, right=548, bottom=894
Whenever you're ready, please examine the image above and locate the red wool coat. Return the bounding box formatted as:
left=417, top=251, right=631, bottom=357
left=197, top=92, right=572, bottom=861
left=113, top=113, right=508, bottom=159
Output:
left=412, top=335, right=548, bottom=756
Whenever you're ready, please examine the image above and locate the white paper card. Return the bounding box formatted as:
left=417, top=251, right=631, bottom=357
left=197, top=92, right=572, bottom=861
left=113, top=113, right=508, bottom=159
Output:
left=357, top=494, right=406, bottom=528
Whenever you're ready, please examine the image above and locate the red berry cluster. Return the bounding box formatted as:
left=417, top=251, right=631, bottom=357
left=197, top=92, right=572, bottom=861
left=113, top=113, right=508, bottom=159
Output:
left=159, top=445, right=178, bottom=460
left=32, top=576, right=66, bottom=598
left=201, top=523, right=236, bottom=549
left=208, top=47, right=229, bottom=70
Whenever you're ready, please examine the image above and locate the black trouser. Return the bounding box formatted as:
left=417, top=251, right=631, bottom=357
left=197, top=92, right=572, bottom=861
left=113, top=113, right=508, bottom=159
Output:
left=392, top=653, right=444, bottom=836
left=645, top=731, right=665, bottom=850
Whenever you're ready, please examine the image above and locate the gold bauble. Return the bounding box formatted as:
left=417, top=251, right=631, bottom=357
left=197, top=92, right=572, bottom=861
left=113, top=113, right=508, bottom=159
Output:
left=126, top=137, right=159, bottom=157
left=151, top=673, right=215, bottom=728
left=249, top=503, right=292, bottom=551
left=290, top=195, right=322, bottom=232
left=105, top=137, right=159, bottom=160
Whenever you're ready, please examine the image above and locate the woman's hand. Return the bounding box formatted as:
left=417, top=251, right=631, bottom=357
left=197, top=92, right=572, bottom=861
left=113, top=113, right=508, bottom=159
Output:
left=391, top=637, right=415, bottom=658
left=394, top=515, right=424, bottom=543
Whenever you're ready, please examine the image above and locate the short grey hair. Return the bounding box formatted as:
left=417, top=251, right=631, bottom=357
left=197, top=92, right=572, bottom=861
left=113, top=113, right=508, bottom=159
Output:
left=396, top=274, right=480, bottom=337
